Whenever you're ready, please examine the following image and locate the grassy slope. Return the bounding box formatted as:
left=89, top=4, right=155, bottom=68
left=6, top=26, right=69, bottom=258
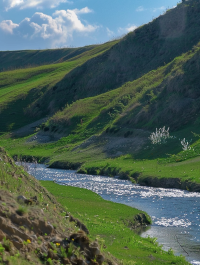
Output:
left=1, top=1, right=200, bottom=189
left=41, top=181, right=188, bottom=265
left=2, top=40, right=200, bottom=185
left=30, top=0, right=200, bottom=113
left=0, top=40, right=118, bottom=133
left=46, top=41, right=200, bottom=133
left=1, top=1, right=200, bottom=134
left=0, top=147, right=71, bottom=265
left=0, top=45, right=97, bottom=72
left=0, top=147, right=189, bottom=264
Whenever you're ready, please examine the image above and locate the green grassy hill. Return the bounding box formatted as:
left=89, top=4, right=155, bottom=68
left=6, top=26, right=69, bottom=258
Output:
left=32, top=0, right=200, bottom=108
left=0, top=40, right=118, bottom=133
left=0, top=45, right=97, bottom=72
left=1, top=0, right=199, bottom=132
left=2, top=1, right=200, bottom=132
left=1, top=2, right=200, bottom=263
left=2, top=36, right=200, bottom=189
left=1, top=0, right=200, bottom=190
left=1, top=0, right=200, bottom=133
left=46, top=41, right=200, bottom=134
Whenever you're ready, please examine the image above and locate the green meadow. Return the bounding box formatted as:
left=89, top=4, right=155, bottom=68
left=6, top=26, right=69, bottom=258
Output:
left=40, top=181, right=189, bottom=265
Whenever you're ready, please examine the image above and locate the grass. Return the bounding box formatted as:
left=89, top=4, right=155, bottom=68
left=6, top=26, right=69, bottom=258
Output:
left=0, top=2, right=200, bottom=263
left=2, top=128, right=200, bottom=185
left=0, top=147, right=97, bottom=265
left=0, top=45, right=98, bottom=72
left=16, top=206, right=28, bottom=216
left=81, top=153, right=200, bottom=183
left=1, top=0, right=200, bottom=136
left=40, top=181, right=189, bottom=264
left=0, top=40, right=118, bottom=133
left=2, top=40, right=200, bottom=187
left=0, top=147, right=189, bottom=264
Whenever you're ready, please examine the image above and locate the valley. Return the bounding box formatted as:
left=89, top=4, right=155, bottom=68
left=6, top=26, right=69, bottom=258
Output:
left=1, top=0, right=200, bottom=264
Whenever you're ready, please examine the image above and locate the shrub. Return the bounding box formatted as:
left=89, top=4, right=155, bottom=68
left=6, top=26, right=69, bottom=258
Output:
left=2, top=238, right=12, bottom=252
left=16, top=206, right=28, bottom=216
left=0, top=244, right=5, bottom=254
left=181, top=138, right=191, bottom=151
left=149, top=126, right=170, bottom=144
left=47, top=258, right=53, bottom=265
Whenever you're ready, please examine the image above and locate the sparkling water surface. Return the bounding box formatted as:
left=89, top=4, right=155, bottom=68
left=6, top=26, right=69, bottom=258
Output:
left=22, top=163, right=200, bottom=265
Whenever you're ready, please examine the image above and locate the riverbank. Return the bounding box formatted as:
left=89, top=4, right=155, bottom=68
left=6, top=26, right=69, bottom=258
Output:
left=0, top=147, right=190, bottom=264
left=40, top=181, right=189, bottom=265
left=27, top=162, right=200, bottom=264
left=0, top=147, right=110, bottom=265
left=48, top=155, right=200, bottom=193
left=2, top=120, right=200, bottom=194
left=12, top=153, right=200, bottom=193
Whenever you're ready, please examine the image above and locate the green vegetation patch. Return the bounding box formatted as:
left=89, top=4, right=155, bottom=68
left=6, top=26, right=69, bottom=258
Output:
left=40, top=181, right=189, bottom=264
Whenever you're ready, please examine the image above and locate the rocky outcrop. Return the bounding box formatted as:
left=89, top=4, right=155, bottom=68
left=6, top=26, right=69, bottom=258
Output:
left=0, top=190, right=106, bottom=265
left=69, top=215, right=89, bottom=234
left=125, top=213, right=151, bottom=230
left=133, top=213, right=151, bottom=228
left=0, top=147, right=119, bottom=265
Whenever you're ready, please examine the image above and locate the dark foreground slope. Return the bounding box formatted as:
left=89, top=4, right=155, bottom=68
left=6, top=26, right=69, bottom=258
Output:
left=30, top=0, right=200, bottom=114
left=0, top=147, right=189, bottom=265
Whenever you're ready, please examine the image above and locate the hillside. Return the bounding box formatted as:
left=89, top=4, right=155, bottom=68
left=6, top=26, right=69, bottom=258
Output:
left=1, top=0, right=200, bottom=191
left=26, top=0, right=200, bottom=117
left=1, top=26, right=200, bottom=191
left=2, top=1, right=200, bottom=264
left=0, top=40, right=118, bottom=134
left=3, top=39, right=200, bottom=159
left=0, top=147, right=190, bottom=265
left=1, top=0, right=200, bottom=135
left=0, top=45, right=97, bottom=72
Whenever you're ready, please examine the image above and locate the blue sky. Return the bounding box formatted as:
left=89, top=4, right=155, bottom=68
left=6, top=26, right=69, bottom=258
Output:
left=0, top=0, right=181, bottom=51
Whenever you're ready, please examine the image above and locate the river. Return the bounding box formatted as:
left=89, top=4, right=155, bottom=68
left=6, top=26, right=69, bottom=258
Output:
left=23, top=163, right=200, bottom=265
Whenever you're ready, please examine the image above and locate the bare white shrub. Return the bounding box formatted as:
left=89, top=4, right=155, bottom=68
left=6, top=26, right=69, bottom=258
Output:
left=149, top=126, right=170, bottom=144
left=181, top=138, right=191, bottom=151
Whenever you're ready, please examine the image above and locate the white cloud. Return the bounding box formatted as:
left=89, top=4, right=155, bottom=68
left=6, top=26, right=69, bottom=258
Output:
left=118, top=24, right=137, bottom=35
left=0, top=8, right=97, bottom=49
left=136, top=6, right=145, bottom=12
left=53, top=9, right=96, bottom=33
left=0, top=20, right=18, bottom=33
left=73, top=7, right=93, bottom=15
left=126, top=25, right=137, bottom=32
left=3, top=0, right=72, bottom=10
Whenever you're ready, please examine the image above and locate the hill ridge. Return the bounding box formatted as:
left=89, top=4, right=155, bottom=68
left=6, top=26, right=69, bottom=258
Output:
left=26, top=0, right=200, bottom=119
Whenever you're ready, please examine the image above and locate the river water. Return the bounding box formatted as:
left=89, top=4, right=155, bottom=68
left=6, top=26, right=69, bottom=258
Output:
left=24, top=163, right=200, bottom=264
